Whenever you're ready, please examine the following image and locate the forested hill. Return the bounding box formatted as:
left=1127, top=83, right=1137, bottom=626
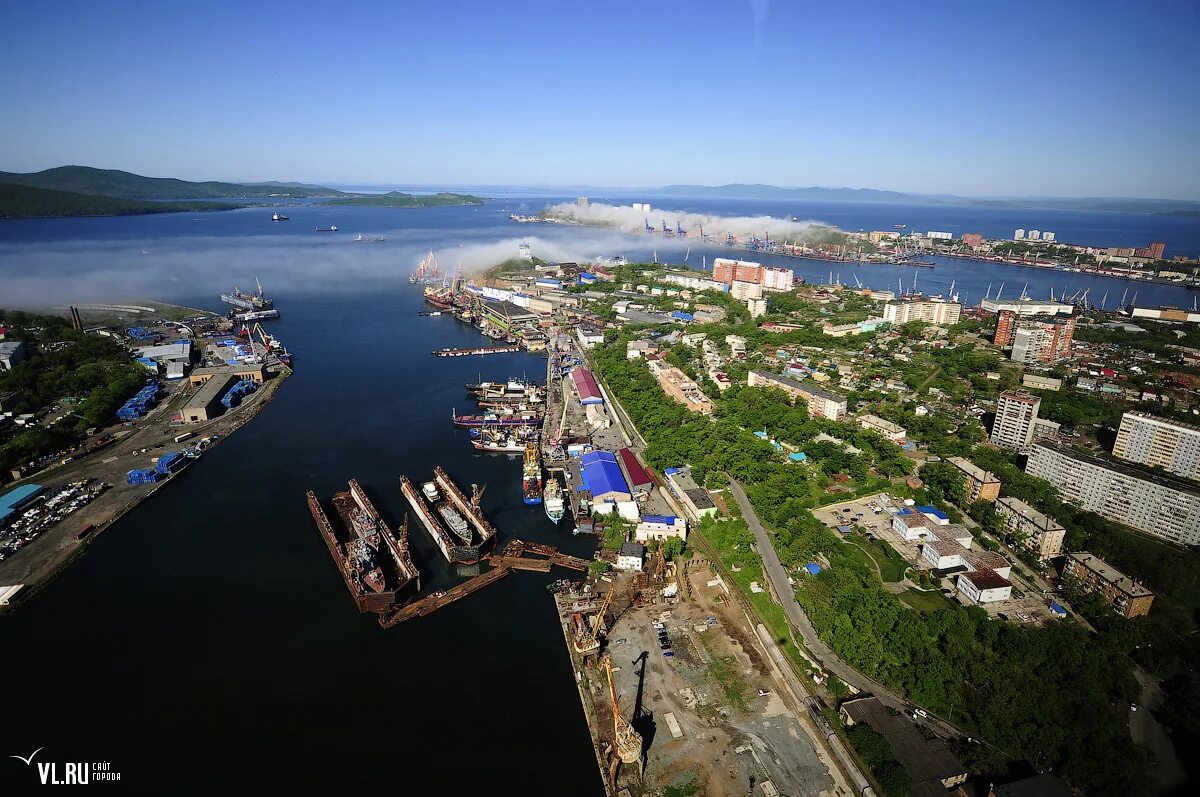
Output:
left=0, top=183, right=242, bottom=218
left=0, top=166, right=344, bottom=199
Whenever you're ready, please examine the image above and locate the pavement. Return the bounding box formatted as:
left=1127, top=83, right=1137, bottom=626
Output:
left=726, top=477, right=968, bottom=742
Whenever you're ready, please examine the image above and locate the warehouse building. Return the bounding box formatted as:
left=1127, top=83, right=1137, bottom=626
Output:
left=181, top=373, right=236, bottom=424
left=0, top=483, right=44, bottom=528
left=617, top=447, right=653, bottom=495
left=664, top=466, right=717, bottom=521
left=579, top=450, right=632, bottom=505
left=187, top=363, right=266, bottom=387
left=570, top=367, right=604, bottom=405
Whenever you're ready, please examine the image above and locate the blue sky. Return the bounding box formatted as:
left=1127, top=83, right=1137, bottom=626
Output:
left=1, top=0, right=1198, bottom=198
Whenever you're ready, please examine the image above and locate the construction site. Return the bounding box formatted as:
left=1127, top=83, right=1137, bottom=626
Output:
left=555, top=549, right=849, bottom=797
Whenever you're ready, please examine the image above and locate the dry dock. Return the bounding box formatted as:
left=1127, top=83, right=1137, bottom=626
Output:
left=379, top=564, right=512, bottom=627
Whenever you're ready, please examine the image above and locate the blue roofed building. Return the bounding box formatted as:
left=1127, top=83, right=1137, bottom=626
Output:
left=918, top=505, right=950, bottom=525
left=579, top=450, right=632, bottom=504
left=0, top=483, right=45, bottom=528
left=635, top=514, right=687, bottom=543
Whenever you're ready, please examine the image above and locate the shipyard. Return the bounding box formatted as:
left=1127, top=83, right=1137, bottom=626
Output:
left=0, top=294, right=293, bottom=607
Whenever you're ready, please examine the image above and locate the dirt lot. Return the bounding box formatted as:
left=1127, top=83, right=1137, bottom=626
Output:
left=587, top=561, right=845, bottom=797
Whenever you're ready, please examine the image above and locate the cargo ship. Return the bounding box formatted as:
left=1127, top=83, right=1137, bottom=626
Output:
left=315, top=225, right=338, bottom=232
left=438, top=504, right=473, bottom=545
left=522, top=441, right=543, bottom=505
left=543, top=476, right=565, bottom=524
left=221, top=277, right=274, bottom=311
left=466, top=378, right=539, bottom=398
left=424, top=285, right=455, bottom=309
left=272, top=212, right=289, bottom=222
left=233, top=308, right=280, bottom=322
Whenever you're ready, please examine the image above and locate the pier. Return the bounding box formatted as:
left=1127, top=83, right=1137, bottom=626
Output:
left=378, top=564, right=512, bottom=627
left=432, top=344, right=520, bottom=357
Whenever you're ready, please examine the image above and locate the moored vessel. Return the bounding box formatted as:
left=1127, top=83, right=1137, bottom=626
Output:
left=438, top=503, right=473, bottom=545
left=523, top=441, right=543, bottom=505
left=543, top=476, right=565, bottom=523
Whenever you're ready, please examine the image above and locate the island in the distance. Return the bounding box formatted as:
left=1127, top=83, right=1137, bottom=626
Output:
left=0, top=165, right=485, bottom=219
left=324, top=191, right=484, bottom=208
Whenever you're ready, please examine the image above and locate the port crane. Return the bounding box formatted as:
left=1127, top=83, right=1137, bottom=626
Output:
left=675, top=221, right=687, bottom=237
left=601, top=654, right=643, bottom=784
left=574, top=583, right=615, bottom=656
left=470, top=483, right=487, bottom=514
left=661, top=220, right=674, bottom=238
left=644, top=218, right=654, bottom=234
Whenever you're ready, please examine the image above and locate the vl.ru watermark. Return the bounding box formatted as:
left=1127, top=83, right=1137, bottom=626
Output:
left=8, top=748, right=121, bottom=784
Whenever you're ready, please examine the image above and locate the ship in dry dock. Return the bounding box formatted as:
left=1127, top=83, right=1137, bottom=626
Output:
left=307, top=480, right=420, bottom=614
left=399, top=467, right=497, bottom=564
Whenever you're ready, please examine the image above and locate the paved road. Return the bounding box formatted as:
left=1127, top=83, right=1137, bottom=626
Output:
left=727, top=477, right=967, bottom=742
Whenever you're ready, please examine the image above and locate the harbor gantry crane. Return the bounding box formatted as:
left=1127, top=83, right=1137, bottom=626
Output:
left=470, top=483, right=487, bottom=515
left=574, top=583, right=615, bottom=656
left=601, top=654, right=643, bottom=784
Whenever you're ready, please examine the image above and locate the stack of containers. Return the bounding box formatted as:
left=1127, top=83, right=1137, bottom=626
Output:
left=116, top=383, right=162, bottom=421
left=220, top=378, right=257, bottom=409
left=126, top=468, right=162, bottom=485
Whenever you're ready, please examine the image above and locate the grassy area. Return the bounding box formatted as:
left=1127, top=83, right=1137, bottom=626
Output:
left=701, top=633, right=751, bottom=713
left=663, top=777, right=699, bottom=797
left=897, top=588, right=954, bottom=613
left=857, top=536, right=909, bottom=582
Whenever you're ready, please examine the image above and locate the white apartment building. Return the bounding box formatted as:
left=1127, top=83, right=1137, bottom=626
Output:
left=858, top=414, right=906, bottom=443
left=1112, top=411, right=1200, bottom=480
left=882, top=298, right=962, bottom=326
left=991, top=390, right=1041, bottom=451
left=1026, top=444, right=1200, bottom=546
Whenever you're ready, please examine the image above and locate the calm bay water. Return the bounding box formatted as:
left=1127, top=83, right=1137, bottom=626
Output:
left=0, top=196, right=1197, bottom=789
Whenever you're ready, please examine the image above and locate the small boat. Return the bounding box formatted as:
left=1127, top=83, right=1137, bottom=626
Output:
left=354, top=234, right=386, bottom=243
left=421, top=481, right=441, bottom=502
left=419, top=311, right=442, bottom=317
left=272, top=212, right=289, bottom=222
left=315, top=225, right=338, bottom=232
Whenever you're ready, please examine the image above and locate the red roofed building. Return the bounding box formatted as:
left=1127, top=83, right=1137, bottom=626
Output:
left=570, top=368, right=604, bottom=405
left=618, top=447, right=653, bottom=494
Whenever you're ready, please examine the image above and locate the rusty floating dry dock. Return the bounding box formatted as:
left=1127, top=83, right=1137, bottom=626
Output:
left=378, top=564, right=512, bottom=628
left=309, top=481, right=420, bottom=615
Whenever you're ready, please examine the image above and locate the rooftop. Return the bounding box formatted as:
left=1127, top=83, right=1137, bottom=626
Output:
left=1032, top=443, right=1200, bottom=498
left=749, top=369, right=847, bottom=404
left=619, top=542, right=645, bottom=558
left=961, top=569, right=1011, bottom=590
left=183, top=372, right=235, bottom=412
left=841, top=696, right=966, bottom=790
left=996, top=496, right=1063, bottom=532
left=948, top=456, right=1000, bottom=484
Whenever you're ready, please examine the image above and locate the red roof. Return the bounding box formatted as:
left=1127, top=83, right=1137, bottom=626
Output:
left=570, top=367, right=603, bottom=403
left=618, top=447, right=653, bottom=488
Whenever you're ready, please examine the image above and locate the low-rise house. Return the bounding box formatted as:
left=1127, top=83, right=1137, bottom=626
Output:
left=957, top=569, right=1013, bottom=604
left=616, top=542, right=645, bottom=571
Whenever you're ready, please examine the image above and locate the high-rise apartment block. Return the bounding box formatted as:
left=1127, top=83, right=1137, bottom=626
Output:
left=991, top=390, right=1041, bottom=451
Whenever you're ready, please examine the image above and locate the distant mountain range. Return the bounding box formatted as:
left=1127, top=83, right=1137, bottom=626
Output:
left=647, top=183, right=1200, bottom=214
left=0, top=166, right=346, bottom=200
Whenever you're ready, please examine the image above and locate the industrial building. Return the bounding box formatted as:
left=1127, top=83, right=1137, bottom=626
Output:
left=1112, top=411, right=1200, bottom=480
left=1063, top=552, right=1154, bottom=618
left=1026, top=443, right=1200, bottom=546
left=617, top=447, right=653, bottom=495
left=616, top=542, right=645, bottom=571
left=747, top=370, right=847, bottom=420
left=663, top=466, right=717, bottom=522
left=839, top=696, right=968, bottom=795
left=995, top=496, right=1065, bottom=559
left=0, top=483, right=44, bottom=527
left=634, top=515, right=687, bottom=543
left=1021, top=374, right=1062, bottom=391
left=188, top=363, right=265, bottom=387
left=991, top=390, right=1042, bottom=451
left=0, top=341, right=28, bottom=371
left=947, top=457, right=1001, bottom=503
left=480, top=300, right=538, bottom=333
left=579, top=450, right=632, bottom=505
left=570, top=368, right=604, bottom=406
left=180, top=373, right=237, bottom=424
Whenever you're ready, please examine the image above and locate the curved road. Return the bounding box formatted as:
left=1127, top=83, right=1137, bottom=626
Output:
left=727, top=477, right=970, bottom=743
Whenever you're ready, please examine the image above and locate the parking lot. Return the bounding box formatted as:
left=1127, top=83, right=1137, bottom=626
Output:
left=811, top=492, right=897, bottom=539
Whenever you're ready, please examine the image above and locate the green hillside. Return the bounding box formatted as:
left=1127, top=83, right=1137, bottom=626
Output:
left=324, top=191, right=484, bottom=208
left=0, top=183, right=242, bottom=219
left=0, top=165, right=345, bottom=199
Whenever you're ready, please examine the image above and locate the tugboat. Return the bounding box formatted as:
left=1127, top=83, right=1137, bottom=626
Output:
left=523, top=441, right=543, bottom=505
left=543, top=476, right=565, bottom=523
left=272, top=211, right=289, bottom=222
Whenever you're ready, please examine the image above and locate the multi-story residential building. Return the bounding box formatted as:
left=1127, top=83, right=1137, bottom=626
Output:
left=995, top=496, right=1066, bottom=559
left=1112, top=411, right=1200, bottom=480
left=947, top=457, right=1002, bottom=503
left=1026, top=444, right=1200, bottom=546
left=991, top=390, right=1042, bottom=451
left=1063, top=552, right=1155, bottom=618
left=1021, top=374, right=1062, bottom=391
left=648, top=360, right=713, bottom=415
left=747, top=297, right=767, bottom=318
left=747, top=370, right=847, bottom=420
left=961, top=233, right=985, bottom=247
left=981, top=298, right=1073, bottom=316
left=1002, top=314, right=1076, bottom=363
left=881, top=298, right=962, bottom=326
left=858, top=414, right=906, bottom=443
left=730, top=280, right=763, bottom=300
left=712, top=258, right=794, bottom=292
